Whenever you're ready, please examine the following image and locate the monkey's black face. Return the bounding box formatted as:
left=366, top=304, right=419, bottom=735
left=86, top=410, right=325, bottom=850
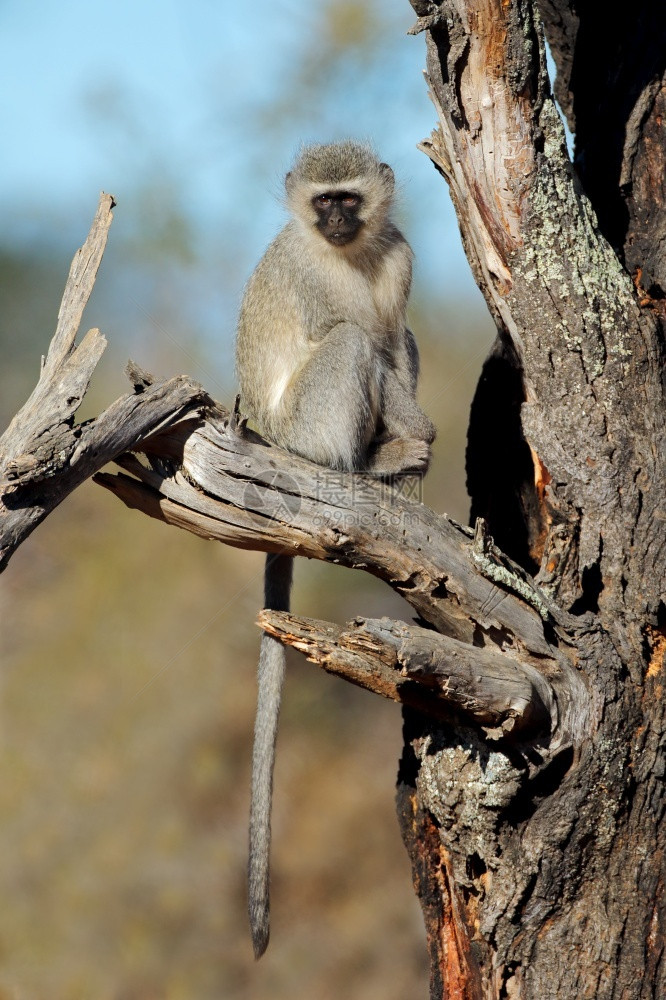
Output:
left=312, top=191, right=363, bottom=246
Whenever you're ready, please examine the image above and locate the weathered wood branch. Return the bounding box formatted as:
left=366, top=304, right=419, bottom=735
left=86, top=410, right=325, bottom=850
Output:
left=260, top=611, right=556, bottom=736
left=94, top=408, right=590, bottom=748
left=0, top=195, right=213, bottom=570
left=95, top=416, right=553, bottom=645
left=1, top=193, right=115, bottom=475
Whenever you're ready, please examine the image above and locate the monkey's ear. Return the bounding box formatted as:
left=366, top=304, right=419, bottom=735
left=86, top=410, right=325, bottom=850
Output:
left=379, top=162, right=395, bottom=191
left=285, top=170, right=294, bottom=194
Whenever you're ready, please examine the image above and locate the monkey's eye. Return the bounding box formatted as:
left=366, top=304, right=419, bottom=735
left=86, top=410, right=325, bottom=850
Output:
left=315, top=195, right=332, bottom=207
left=341, top=195, right=360, bottom=207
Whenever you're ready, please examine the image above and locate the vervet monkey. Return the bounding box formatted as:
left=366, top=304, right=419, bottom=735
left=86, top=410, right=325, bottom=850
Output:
left=235, top=141, right=435, bottom=957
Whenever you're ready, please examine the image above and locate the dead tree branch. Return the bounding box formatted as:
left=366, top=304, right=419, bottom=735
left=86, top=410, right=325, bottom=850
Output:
left=260, top=611, right=556, bottom=736
left=94, top=407, right=589, bottom=752
left=0, top=195, right=213, bottom=571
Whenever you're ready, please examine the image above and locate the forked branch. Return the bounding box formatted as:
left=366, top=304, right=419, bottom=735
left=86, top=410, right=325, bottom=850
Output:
left=96, top=410, right=588, bottom=748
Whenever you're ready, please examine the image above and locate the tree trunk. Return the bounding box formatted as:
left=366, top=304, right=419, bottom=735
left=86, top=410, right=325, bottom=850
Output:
left=400, top=0, right=666, bottom=995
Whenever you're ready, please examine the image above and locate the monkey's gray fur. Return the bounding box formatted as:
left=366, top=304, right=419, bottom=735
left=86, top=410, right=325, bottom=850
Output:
left=235, top=141, right=435, bottom=958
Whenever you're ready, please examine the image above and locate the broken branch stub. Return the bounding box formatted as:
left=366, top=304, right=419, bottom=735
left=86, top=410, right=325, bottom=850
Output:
left=260, top=611, right=556, bottom=737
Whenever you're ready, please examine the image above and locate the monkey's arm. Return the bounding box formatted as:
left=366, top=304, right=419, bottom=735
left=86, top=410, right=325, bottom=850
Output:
left=402, top=328, right=420, bottom=393
left=377, top=326, right=436, bottom=445
left=379, top=365, right=436, bottom=443
left=262, top=322, right=378, bottom=470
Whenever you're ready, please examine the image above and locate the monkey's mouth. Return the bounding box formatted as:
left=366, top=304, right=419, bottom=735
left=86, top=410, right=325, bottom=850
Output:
left=328, top=230, right=356, bottom=245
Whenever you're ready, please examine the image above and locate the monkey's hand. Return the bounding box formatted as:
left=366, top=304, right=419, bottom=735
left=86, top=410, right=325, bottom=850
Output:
left=366, top=436, right=431, bottom=478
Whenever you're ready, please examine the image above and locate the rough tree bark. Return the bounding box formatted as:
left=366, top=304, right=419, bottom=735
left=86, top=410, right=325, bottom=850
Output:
left=402, top=0, right=666, bottom=996
left=1, top=2, right=665, bottom=997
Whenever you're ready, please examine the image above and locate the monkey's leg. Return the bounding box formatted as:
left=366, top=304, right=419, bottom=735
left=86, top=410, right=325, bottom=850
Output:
left=276, top=322, right=380, bottom=470
left=364, top=364, right=436, bottom=476
left=249, top=552, right=293, bottom=958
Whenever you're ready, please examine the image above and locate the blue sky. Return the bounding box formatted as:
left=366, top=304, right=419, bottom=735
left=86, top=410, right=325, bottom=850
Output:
left=1, top=1, right=280, bottom=212
left=0, top=0, right=477, bottom=287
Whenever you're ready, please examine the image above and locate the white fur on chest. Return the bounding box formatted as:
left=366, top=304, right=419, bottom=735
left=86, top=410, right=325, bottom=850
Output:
left=326, top=251, right=406, bottom=335
left=327, top=254, right=378, bottom=328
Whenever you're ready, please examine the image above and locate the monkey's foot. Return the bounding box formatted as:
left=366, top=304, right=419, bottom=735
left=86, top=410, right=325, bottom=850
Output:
left=366, top=437, right=431, bottom=477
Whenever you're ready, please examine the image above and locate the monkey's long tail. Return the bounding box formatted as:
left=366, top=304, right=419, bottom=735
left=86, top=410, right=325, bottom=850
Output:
left=248, top=552, right=294, bottom=959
